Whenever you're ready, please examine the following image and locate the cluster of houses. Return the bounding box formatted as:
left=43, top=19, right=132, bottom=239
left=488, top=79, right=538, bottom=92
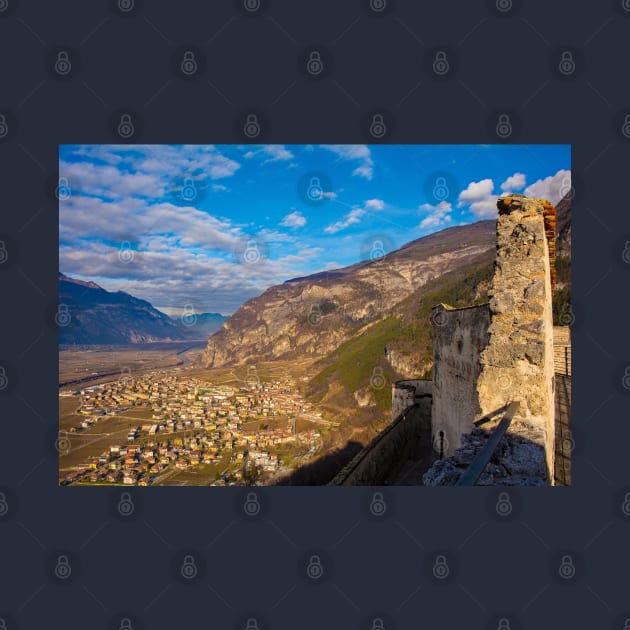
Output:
left=61, top=372, right=322, bottom=486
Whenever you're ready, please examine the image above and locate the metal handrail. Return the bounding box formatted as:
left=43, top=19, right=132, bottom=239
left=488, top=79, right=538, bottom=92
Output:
left=455, top=401, right=520, bottom=486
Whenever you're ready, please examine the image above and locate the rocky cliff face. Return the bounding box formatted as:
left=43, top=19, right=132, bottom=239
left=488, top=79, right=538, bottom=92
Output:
left=555, top=191, right=571, bottom=259
left=204, top=221, right=496, bottom=367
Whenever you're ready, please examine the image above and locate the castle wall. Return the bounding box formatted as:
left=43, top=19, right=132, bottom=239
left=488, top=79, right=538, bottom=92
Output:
left=392, top=379, right=432, bottom=421
left=331, top=390, right=432, bottom=486
left=430, top=304, right=490, bottom=457
left=475, top=195, right=556, bottom=482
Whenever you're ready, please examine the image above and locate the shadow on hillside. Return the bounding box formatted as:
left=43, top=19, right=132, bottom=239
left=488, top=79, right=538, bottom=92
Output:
left=274, top=440, right=364, bottom=486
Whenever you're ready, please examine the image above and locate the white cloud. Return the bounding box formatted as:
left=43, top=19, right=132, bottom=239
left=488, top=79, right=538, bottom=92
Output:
left=280, top=211, right=306, bottom=228
left=244, top=145, right=294, bottom=163
left=324, top=208, right=365, bottom=234
left=458, top=178, right=494, bottom=204
left=364, top=198, right=385, bottom=211
left=457, top=178, right=498, bottom=218
left=500, top=172, right=526, bottom=192
left=212, top=184, right=228, bottom=192
left=321, top=144, right=374, bottom=180
left=418, top=201, right=453, bottom=230
left=524, top=169, right=571, bottom=205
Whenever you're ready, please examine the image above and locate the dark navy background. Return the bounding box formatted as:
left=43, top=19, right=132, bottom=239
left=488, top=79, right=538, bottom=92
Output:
left=1, top=1, right=629, bottom=628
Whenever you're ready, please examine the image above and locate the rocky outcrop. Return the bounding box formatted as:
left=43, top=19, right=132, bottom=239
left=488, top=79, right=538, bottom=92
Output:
left=422, top=425, right=546, bottom=486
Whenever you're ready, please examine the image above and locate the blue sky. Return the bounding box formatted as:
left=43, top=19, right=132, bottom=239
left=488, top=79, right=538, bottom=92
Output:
left=59, top=144, right=570, bottom=315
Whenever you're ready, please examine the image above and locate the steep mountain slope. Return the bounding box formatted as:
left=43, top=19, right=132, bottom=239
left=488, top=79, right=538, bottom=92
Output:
left=307, top=250, right=495, bottom=416
left=204, top=220, right=496, bottom=367
left=552, top=191, right=572, bottom=322
left=59, top=273, right=186, bottom=344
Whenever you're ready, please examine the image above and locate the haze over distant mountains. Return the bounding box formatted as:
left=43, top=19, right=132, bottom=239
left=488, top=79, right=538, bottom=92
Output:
left=58, top=273, right=226, bottom=345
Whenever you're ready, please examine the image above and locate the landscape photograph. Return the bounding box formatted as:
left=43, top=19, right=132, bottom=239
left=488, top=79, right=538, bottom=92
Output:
left=58, top=143, right=572, bottom=487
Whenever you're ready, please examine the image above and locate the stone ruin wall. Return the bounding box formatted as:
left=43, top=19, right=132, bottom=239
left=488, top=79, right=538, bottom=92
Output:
left=331, top=384, right=432, bottom=486
left=392, top=379, right=432, bottom=421
left=430, top=304, right=491, bottom=458
left=475, top=195, right=556, bottom=481
left=428, top=194, right=556, bottom=484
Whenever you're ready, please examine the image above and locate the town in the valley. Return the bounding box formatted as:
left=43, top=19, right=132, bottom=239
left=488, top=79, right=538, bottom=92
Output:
left=59, top=368, right=325, bottom=486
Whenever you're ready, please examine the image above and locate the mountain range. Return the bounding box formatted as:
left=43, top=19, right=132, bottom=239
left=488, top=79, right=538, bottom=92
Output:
left=58, top=273, right=226, bottom=344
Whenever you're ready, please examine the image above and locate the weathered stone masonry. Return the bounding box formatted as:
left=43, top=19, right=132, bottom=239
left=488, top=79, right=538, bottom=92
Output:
left=430, top=194, right=557, bottom=483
